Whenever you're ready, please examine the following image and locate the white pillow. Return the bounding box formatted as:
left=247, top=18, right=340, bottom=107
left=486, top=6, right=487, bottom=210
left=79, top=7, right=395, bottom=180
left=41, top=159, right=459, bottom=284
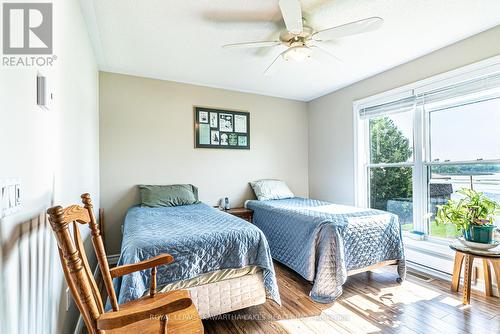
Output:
left=250, top=179, right=294, bottom=201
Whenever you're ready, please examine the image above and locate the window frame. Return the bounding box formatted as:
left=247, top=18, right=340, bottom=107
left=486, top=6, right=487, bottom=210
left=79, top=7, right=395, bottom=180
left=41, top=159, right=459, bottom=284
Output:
left=354, top=55, right=500, bottom=243
left=366, top=110, right=416, bottom=231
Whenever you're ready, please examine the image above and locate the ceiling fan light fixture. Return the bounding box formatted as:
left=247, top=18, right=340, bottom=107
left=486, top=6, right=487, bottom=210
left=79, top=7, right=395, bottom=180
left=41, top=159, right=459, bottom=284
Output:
left=221, top=0, right=384, bottom=75
left=282, top=46, right=312, bottom=62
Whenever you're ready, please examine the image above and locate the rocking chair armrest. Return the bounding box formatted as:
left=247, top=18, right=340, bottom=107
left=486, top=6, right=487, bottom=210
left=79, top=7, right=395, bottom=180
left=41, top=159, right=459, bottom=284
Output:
left=109, top=254, right=174, bottom=278
left=96, top=291, right=192, bottom=330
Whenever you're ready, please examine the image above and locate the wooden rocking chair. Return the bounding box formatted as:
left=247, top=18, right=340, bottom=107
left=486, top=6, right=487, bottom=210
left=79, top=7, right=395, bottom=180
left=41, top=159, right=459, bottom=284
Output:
left=47, top=193, right=203, bottom=334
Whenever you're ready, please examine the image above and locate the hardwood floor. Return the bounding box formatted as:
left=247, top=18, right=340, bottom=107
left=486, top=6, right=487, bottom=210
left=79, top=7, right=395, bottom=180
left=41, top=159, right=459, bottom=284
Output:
left=202, top=262, right=500, bottom=334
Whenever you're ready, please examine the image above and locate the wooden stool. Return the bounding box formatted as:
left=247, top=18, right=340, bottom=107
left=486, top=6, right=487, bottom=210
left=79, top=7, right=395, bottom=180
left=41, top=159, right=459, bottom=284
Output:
left=450, top=243, right=500, bottom=305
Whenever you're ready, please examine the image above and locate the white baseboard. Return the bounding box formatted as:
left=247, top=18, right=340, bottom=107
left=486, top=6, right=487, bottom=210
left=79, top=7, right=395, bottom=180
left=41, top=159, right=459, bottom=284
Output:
left=408, top=260, right=499, bottom=297
left=407, top=260, right=452, bottom=281
left=107, top=253, right=120, bottom=266
left=73, top=316, right=84, bottom=334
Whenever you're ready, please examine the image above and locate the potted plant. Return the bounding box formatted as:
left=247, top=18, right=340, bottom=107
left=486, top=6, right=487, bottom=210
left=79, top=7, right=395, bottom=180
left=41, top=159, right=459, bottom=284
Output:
left=436, top=188, right=500, bottom=244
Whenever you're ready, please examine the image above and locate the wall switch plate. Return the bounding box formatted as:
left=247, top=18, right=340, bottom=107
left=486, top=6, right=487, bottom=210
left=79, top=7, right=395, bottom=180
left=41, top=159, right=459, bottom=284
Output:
left=15, top=184, right=21, bottom=206
left=0, top=178, right=21, bottom=218
left=8, top=184, right=15, bottom=208
left=37, top=73, right=53, bottom=110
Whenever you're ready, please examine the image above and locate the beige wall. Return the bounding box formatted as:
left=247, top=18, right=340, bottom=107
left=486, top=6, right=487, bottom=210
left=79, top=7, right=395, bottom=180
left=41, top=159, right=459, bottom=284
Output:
left=100, top=72, right=308, bottom=254
left=308, top=25, right=500, bottom=205
left=0, top=0, right=99, bottom=333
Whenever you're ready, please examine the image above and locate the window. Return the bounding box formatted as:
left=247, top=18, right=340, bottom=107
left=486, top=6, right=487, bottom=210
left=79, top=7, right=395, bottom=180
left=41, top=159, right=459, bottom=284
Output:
left=369, top=112, right=413, bottom=164
left=356, top=64, right=500, bottom=242
left=428, top=99, right=500, bottom=162
left=370, top=166, right=414, bottom=231
left=425, top=96, right=500, bottom=238
left=367, top=111, right=414, bottom=231
left=427, top=164, right=500, bottom=238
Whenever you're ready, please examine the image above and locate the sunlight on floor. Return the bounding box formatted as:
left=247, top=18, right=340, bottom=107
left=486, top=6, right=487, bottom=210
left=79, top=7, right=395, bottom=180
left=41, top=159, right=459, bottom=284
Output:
left=277, top=313, right=381, bottom=334
left=353, top=272, right=442, bottom=307
left=342, top=294, right=401, bottom=330
left=438, top=296, right=463, bottom=307
left=277, top=275, right=466, bottom=334
left=204, top=262, right=499, bottom=334
left=345, top=294, right=386, bottom=314
left=323, top=303, right=382, bottom=333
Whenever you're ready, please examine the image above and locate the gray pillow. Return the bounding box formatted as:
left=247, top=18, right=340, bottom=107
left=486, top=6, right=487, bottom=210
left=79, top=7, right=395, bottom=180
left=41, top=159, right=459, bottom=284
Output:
left=249, top=179, right=294, bottom=201
left=139, top=184, right=200, bottom=207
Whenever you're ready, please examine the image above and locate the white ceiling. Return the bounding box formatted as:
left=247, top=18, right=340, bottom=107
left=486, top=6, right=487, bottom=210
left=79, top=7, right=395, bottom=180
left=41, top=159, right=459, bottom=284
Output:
left=81, top=0, right=500, bottom=101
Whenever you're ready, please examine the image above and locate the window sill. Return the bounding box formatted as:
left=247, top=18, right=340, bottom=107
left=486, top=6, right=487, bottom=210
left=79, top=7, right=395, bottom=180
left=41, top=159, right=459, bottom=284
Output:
left=403, top=236, right=456, bottom=260
left=403, top=236, right=456, bottom=277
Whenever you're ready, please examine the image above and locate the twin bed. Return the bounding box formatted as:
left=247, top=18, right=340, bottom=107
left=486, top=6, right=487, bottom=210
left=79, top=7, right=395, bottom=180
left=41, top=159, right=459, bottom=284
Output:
left=113, top=182, right=406, bottom=318
left=246, top=197, right=406, bottom=302
left=114, top=203, right=280, bottom=318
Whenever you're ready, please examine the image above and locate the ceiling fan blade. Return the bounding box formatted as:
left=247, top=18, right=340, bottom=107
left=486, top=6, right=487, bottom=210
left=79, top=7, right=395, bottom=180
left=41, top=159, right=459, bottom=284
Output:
left=264, top=49, right=288, bottom=75
left=312, top=17, right=383, bottom=41
left=279, top=0, right=303, bottom=34
left=202, top=11, right=278, bottom=23
left=310, top=44, right=342, bottom=62
left=202, top=11, right=283, bottom=29
left=223, top=41, right=282, bottom=49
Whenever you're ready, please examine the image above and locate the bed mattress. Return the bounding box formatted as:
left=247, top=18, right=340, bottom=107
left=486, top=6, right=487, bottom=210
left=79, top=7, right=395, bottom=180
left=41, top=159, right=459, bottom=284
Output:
left=159, top=266, right=258, bottom=292
left=186, top=271, right=266, bottom=319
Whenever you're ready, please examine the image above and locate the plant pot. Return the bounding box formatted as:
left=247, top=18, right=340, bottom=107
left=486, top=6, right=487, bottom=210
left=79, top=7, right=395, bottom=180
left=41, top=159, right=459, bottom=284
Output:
left=463, top=225, right=494, bottom=244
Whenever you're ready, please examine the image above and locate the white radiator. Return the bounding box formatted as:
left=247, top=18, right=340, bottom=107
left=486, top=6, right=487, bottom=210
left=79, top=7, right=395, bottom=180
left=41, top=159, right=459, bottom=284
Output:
left=1, top=212, right=56, bottom=334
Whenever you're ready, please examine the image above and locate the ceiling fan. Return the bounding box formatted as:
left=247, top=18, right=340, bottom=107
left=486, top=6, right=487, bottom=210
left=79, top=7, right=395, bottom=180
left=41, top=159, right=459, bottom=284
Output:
left=222, top=0, right=383, bottom=75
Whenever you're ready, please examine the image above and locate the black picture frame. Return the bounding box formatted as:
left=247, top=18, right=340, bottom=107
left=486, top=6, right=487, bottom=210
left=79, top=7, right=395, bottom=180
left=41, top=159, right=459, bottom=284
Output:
left=194, top=106, right=250, bottom=149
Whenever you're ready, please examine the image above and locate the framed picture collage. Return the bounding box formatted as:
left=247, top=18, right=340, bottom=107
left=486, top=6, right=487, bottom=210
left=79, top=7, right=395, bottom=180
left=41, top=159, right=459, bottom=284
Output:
left=194, top=106, right=250, bottom=149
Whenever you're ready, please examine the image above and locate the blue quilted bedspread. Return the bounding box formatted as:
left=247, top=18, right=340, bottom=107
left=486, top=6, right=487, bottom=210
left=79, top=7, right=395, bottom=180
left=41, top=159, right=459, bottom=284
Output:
left=113, top=203, right=280, bottom=305
left=246, top=197, right=406, bottom=303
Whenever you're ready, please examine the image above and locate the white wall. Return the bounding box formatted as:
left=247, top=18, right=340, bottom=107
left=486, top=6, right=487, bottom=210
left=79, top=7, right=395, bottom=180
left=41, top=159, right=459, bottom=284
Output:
left=100, top=72, right=309, bottom=254
left=0, top=0, right=99, bottom=333
left=308, top=25, right=500, bottom=205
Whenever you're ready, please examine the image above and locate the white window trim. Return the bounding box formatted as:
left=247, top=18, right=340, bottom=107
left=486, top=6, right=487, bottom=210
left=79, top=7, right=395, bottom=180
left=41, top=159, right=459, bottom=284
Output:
left=353, top=54, right=500, bottom=209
